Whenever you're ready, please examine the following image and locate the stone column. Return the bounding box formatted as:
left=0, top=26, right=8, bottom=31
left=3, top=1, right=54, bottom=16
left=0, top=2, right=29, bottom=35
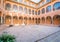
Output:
left=45, top=17, right=47, bottom=25
left=11, top=14, right=13, bottom=25
left=1, top=16, right=2, bottom=24
left=3, top=13, right=5, bottom=24
left=1, top=12, right=3, bottom=25
left=51, top=16, right=53, bottom=25
left=17, top=14, right=19, bottom=25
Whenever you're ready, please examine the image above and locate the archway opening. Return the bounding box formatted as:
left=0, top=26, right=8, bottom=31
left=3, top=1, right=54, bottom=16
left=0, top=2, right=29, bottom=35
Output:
left=35, top=18, right=37, bottom=24
left=53, top=15, right=60, bottom=25
left=32, top=18, right=34, bottom=24
left=5, top=15, right=11, bottom=25
left=41, top=17, right=45, bottom=24
left=29, top=17, right=31, bottom=24
left=46, top=16, right=52, bottom=24
left=19, top=17, right=23, bottom=25
left=37, top=18, right=40, bottom=24
left=13, top=16, right=18, bottom=25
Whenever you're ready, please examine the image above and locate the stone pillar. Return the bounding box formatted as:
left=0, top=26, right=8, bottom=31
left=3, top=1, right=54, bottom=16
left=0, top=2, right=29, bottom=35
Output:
left=18, top=16, right=19, bottom=25
left=22, top=17, right=25, bottom=25
left=51, top=16, right=53, bottom=25
left=1, top=12, right=3, bottom=25
left=3, top=13, right=5, bottom=24
left=11, top=15, right=13, bottom=25
left=1, top=16, right=2, bottom=24
left=44, top=16, right=46, bottom=24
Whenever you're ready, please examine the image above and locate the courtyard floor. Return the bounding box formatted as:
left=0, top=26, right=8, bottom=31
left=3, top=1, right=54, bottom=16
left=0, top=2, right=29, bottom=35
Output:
left=0, top=25, right=60, bottom=42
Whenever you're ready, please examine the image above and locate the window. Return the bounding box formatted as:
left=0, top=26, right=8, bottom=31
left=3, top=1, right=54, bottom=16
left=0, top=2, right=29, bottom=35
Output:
left=5, top=3, right=11, bottom=11
left=46, top=5, right=51, bottom=12
left=32, top=10, right=34, bottom=15
left=13, top=0, right=18, bottom=2
left=42, top=8, right=45, bottom=14
left=42, top=1, right=44, bottom=5
left=13, top=5, right=18, bottom=12
left=24, top=8, right=27, bottom=14
left=29, top=9, right=31, bottom=14
left=19, top=6, right=23, bottom=12
left=24, top=1, right=27, bottom=4
left=46, top=0, right=51, bottom=3
left=53, top=2, right=60, bottom=10
left=19, top=0, right=23, bottom=3
left=38, top=10, right=40, bottom=15
left=35, top=11, right=37, bottom=15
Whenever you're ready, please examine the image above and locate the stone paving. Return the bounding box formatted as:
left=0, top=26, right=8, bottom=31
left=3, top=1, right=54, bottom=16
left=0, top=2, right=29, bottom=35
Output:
left=0, top=25, right=60, bottom=42
left=0, top=25, right=8, bottom=34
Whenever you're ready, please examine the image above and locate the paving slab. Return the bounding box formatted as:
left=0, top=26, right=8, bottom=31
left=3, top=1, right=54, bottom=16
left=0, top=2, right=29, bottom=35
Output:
left=0, top=25, right=60, bottom=42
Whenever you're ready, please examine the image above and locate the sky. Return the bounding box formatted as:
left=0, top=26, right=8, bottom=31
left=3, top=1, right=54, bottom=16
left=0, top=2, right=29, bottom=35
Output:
left=31, top=0, right=41, bottom=3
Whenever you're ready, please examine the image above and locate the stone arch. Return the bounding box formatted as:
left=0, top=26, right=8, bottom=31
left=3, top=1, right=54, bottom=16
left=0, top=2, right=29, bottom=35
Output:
left=32, top=18, right=34, bottom=24
left=35, top=18, right=38, bottom=24
left=13, top=16, right=18, bottom=25
left=37, top=18, right=40, bottom=24
left=41, top=17, right=45, bottom=24
left=29, top=17, right=31, bottom=24
left=5, top=15, right=11, bottom=25
left=46, top=16, right=52, bottom=24
left=19, top=16, right=23, bottom=25
left=53, top=15, right=60, bottom=25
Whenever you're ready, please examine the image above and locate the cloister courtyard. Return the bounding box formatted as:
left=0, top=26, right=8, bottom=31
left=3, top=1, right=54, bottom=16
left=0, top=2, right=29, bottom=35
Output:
left=0, top=0, right=60, bottom=42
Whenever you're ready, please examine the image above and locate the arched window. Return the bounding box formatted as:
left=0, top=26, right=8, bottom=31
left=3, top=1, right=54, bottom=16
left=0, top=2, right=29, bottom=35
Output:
left=19, top=0, right=23, bottom=3
left=46, top=0, right=51, bottom=3
left=13, top=5, right=18, bottom=12
left=29, top=9, right=31, bottom=14
left=32, top=10, right=34, bottom=15
left=38, top=10, right=40, bottom=15
left=24, top=8, right=27, bottom=14
left=53, top=2, right=60, bottom=10
left=19, top=6, right=23, bottom=12
left=42, top=8, right=45, bottom=14
left=5, top=3, right=11, bottom=11
left=46, top=5, right=51, bottom=12
left=13, top=0, right=18, bottom=2
left=35, top=11, right=37, bottom=15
